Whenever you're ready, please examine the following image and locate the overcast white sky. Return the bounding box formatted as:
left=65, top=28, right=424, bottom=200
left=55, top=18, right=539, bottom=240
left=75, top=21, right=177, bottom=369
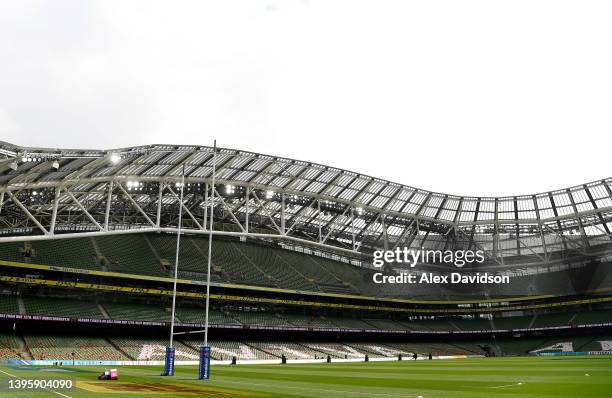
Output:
left=1, top=1, right=611, bottom=197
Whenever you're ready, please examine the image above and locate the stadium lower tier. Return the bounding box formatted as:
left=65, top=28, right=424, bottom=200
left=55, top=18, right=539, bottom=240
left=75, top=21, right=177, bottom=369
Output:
left=2, top=293, right=612, bottom=332
left=1, top=333, right=611, bottom=362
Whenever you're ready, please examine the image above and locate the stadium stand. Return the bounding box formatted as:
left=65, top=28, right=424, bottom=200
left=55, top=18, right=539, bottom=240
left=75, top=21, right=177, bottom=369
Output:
left=0, top=294, right=19, bottom=314
left=1, top=141, right=612, bottom=367
left=283, top=314, right=337, bottom=328
left=25, top=335, right=128, bottom=361
left=228, top=310, right=288, bottom=326
left=109, top=337, right=198, bottom=360
left=573, top=310, right=612, bottom=325
left=0, top=334, right=22, bottom=360
left=175, top=307, right=240, bottom=325
left=96, top=235, right=161, bottom=276
left=532, top=312, right=576, bottom=328
left=492, top=315, right=533, bottom=330
left=204, top=340, right=276, bottom=360
left=23, top=296, right=103, bottom=319
left=102, top=302, right=171, bottom=322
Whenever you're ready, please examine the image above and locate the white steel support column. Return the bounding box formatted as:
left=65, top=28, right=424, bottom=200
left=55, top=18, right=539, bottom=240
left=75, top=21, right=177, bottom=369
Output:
left=50, top=187, right=61, bottom=235
left=318, top=200, right=322, bottom=242
left=245, top=187, right=249, bottom=233
left=157, top=183, right=164, bottom=227
left=104, top=181, right=113, bottom=231
left=351, top=207, right=356, bottom=250
left=281, top=193, right=286, bottom=235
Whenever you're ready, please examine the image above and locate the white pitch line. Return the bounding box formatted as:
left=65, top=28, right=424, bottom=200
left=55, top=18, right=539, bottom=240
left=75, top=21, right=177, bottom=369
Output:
left=489, top=382, right=523, bottom=389
left=0, top=368, right=73, bottom=398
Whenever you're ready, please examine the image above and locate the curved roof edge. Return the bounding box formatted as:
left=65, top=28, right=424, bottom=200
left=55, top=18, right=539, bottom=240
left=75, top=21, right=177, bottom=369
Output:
left=1, top=140, right=610, bottom=201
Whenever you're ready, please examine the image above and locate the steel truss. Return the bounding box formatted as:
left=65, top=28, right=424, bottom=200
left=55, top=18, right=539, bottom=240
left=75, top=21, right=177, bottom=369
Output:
left=1, top=141, right=612, bottom=266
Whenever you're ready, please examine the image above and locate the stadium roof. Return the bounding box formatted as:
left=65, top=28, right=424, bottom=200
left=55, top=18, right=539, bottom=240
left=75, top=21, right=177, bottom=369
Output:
left=1, top=141, right=611, bottom=266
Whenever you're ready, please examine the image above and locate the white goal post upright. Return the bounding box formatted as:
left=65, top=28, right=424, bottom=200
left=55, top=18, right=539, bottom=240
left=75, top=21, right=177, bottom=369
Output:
left=204, top=140, right=216, bottom=348
left=165, top=163, right=185, bottom=376
left=199, top=139, right=216, bottom=380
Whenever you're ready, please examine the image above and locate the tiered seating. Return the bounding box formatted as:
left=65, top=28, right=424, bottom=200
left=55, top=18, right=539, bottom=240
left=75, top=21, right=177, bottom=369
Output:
left=229, top=310, right=287, bottom=326
left=0, top=242, right=23, bottom=262
left=23, top=297, right=103, bottom=319
left=329, top=317, right=375, bottom=329
left=493, top=316, right=532, bottom=330
left=0, top=239, right=99, bottom=270
left=383, top=342, right=474, bottom=356
left=0, top=294, right=19, bottom=314
left=96, top=235, right=160, bottom=276
left=148, top=236, right=209, bottom=277
left=211, top=241, right=272, bottom=287
left=424, top=343, right=475, bottom=355
left=398, top=318, right=456, bottom=331
left=495, top=338, right=548, bottom=355
left=110, top=337, right=197, bottom=360
left=237, top=244, right=317, bottom=291
left=25, top=335, right=128, bottom=360
left=0, top=334, right=22, bottom=359
left=382, top=342, right=429, bottom=355
left=31, top=239, right=100, bottom=270
left=204, top=340, right=276, bottom=360
left=532, top=313, right=574, bottom=328
left=246, top=342, right=327, bottom=359
left=451, top=318, right=493, bottom=331
left=573, top=310, right=612, bottom=325
left=309, top=256, right=362, bottom=293
left=530, top=336, right=595, bottom=353
left=284, top=314, right=337, bottom=328
left=581, top=335, right=612, bottom=351
left=362, top=319, right=406, bottom=330
left=279, top=250, right=346, bottom=293
left=103, top=302, right=170, bottom=322
left=347, top=343, right=401, bottom=357
left=175, top=307, right=239, bottom=325
left=303, top=343, right=367, bottom=358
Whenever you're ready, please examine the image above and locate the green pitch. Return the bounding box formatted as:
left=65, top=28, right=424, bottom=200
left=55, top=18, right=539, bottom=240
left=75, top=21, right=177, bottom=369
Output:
left=1, top=357, right=611, bottom=397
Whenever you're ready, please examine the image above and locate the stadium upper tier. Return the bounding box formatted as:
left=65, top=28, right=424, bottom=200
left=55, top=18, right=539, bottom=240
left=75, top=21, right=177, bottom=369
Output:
left=0, top=141, right=611, bottom=266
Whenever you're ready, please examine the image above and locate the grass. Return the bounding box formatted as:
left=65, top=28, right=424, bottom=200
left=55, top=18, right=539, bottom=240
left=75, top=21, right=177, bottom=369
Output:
left=1, top=356, right=612, bottom=397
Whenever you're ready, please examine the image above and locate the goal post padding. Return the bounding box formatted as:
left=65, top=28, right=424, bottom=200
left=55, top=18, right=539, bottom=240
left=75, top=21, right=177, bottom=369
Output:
left=199, top=346, right=211, bottom=380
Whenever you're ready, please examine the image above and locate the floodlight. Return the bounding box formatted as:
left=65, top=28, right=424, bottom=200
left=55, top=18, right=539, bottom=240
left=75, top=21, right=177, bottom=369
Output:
left=110, top=153, right=121, bottom=164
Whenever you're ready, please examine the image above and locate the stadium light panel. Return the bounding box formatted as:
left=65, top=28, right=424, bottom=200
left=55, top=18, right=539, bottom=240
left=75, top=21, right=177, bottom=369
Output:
left=109, top=153, right=121, bottom=164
